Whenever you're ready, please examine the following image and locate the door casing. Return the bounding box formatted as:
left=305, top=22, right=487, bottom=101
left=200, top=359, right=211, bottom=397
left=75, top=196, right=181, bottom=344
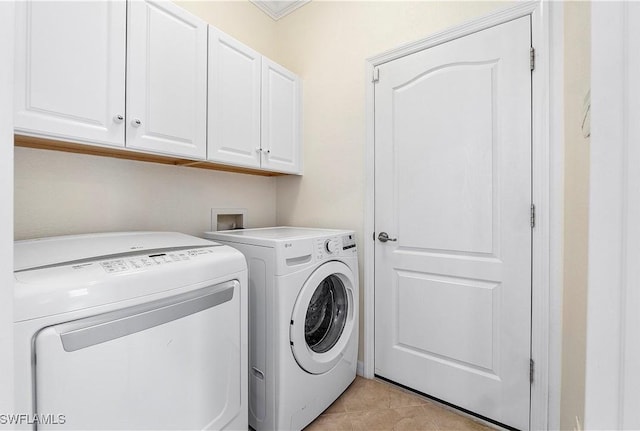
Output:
left=363, top=2, right=565, bottom=430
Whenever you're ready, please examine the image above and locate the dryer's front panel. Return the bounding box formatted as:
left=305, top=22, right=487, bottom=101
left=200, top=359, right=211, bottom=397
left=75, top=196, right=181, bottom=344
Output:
left=33, top=281, right=243, bottom=430
left=290, top=261, right=357, bottom=375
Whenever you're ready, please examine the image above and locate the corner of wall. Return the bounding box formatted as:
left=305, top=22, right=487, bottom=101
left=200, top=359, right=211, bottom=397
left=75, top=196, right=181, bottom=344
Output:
left=560, top=1, right=591, bottom=430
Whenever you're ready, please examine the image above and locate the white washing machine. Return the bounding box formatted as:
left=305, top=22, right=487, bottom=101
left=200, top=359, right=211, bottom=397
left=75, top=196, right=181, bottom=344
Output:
left=13, top=232, right=248, bottom=430
left=204, top=227, right=358, bottom=431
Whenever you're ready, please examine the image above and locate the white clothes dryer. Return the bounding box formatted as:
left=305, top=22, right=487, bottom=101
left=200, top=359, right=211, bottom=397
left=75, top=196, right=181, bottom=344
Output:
left=13, top=232, right=248, bottom=431
left=204, top=227, right=359, bottom=431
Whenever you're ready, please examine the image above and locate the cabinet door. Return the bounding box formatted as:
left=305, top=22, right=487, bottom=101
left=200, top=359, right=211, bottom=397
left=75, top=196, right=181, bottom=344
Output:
left=126, top=1, right=207, bottom=159
left=207, top=27, right=261, bottom=168
left=14, top=1, right=126, bottom=147
left=261, top=58, right=301, bottom=174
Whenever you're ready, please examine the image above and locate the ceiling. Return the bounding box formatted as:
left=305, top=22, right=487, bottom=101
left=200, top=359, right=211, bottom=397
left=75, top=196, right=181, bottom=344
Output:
left=249, top=0, right=311, bottom=20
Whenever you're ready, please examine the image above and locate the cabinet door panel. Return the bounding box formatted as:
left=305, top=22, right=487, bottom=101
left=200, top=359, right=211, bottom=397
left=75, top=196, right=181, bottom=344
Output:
left=207, top=27, right=261, bottom=168
left=14, top=0, right=126, bottom=147
left=261, top=58, right=301, bottom=174
left=127, top=0, right=207, bottom=159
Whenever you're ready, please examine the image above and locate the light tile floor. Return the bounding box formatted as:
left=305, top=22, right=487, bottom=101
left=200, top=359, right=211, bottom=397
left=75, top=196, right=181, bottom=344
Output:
left=304, top=377, right=498, bottom=431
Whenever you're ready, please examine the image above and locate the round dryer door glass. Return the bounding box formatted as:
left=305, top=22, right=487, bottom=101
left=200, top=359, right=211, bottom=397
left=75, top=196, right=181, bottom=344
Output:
left=304, top=275, right=348, bottom=354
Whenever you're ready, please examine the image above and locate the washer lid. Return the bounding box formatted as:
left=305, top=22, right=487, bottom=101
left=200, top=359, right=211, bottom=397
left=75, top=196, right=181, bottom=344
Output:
left=15, top=231, right=218, bottom=271
left=204, top=226, right=354, bottom=245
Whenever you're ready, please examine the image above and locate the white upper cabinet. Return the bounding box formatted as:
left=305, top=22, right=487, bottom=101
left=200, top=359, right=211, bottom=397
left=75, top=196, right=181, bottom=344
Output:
left=261, top=58, right=301, bottom=174
left=14, top=1, right=126, bottom=147
left=126, top=1, right=207, bottom=159
left=207, top=31, right=302, bottom=174
left=207, top=27, right=262, bottom=168
left=14, top=1, right=301, bottom=174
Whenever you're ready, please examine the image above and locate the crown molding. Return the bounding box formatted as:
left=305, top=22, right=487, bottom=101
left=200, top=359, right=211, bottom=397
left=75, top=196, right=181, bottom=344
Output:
left=250, top=0, right=310, bottom=21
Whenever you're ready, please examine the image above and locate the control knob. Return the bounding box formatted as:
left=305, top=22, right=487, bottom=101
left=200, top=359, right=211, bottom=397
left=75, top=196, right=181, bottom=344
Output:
left=324, top=239, right=339, bottom=254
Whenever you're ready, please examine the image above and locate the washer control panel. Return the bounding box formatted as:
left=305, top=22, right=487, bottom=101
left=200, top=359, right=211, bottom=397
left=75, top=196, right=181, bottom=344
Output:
left=97, top=248, right=214, bottom=274
left=341, top=234, right=356, bottom=251
left=315, top=234, right=357, bottom=259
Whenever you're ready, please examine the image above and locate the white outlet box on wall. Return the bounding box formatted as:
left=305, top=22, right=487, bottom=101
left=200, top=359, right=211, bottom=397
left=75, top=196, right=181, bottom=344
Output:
left=211, top=208, right=247, bottom=231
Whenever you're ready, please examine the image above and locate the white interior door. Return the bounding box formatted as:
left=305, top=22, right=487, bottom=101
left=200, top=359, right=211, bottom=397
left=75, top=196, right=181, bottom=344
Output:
left=374, top=17, right=532, bottom=430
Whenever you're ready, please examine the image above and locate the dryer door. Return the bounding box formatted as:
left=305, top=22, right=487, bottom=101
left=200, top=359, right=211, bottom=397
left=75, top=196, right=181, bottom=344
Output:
left=33, top=281, right=243, bottom=430
left=290, top=261, right=356, bottom=374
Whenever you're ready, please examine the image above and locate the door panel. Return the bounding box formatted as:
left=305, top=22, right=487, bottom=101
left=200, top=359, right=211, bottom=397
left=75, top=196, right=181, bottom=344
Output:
left=396, top=63, right=496, bottom=254
left=396, top=271, right=498, bottom=370
left=374, top=17, right=532, bottom=430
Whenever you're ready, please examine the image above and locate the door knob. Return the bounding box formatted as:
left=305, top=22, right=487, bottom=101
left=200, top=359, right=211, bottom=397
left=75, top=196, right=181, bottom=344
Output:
left=378, top=232, right=397, bottom=242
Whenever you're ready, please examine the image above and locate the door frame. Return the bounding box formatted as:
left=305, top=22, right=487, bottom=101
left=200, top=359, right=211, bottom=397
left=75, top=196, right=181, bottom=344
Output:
left=0, top=0, right=15, bottom=415
left=363, top=2, right=564, bottom=429
left=584, top=2, right=640, bottom=429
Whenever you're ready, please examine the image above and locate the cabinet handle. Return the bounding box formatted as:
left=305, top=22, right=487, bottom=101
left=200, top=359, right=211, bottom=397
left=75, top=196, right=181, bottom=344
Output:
left=255, top=148, right=262, bottom=153
left=113, top=114, right=124, bottom=123
left=131, top=118, right=142, bottom=127
left=265, top=149, right=271, bottom=155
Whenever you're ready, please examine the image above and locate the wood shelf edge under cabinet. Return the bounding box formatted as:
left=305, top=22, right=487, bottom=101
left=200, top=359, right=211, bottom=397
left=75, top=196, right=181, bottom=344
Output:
left=14, top=135, right=286, bottom=177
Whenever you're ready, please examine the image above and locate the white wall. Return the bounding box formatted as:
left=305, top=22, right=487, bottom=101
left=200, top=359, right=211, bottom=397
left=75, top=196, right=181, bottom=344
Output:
left=585, top=2, right=640, bottom=429
left=15, top=148, right=276, bottom=239
left=273, top=1, right=509, bottom=361
left=0, top=0, right=14, bottom=416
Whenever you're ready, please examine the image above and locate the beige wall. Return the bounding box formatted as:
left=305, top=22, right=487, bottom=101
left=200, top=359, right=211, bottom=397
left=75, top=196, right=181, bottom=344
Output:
left=14, top=147, right=276, bottom=239
left=177, top=0, right=278, bottom=60
left=273, top=1, right=508, bottom=360
left=561, top=3, right=591, bottom=430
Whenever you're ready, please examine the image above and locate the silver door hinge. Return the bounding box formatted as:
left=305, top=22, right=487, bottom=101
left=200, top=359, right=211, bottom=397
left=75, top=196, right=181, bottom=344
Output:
left=530, top=358, right=535, bottom=383
left=372, top=68, right=380, bottom=83
left=530, top=47, right=535, bottom=71
left=530, top=204, right=536, bottom=228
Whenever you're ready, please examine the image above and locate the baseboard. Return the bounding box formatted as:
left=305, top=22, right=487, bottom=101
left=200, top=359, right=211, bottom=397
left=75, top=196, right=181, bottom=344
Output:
left=356, top=360, right=364, bottom=376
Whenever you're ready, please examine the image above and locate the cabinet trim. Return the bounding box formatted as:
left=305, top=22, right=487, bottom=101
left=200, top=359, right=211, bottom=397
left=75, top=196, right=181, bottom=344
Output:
left=15, top=135, right=286, bottom=177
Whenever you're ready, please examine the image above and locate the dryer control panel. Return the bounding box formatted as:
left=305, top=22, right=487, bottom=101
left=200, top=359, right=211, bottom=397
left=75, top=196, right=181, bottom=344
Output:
left=98, top=249, right=214, bottom=273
